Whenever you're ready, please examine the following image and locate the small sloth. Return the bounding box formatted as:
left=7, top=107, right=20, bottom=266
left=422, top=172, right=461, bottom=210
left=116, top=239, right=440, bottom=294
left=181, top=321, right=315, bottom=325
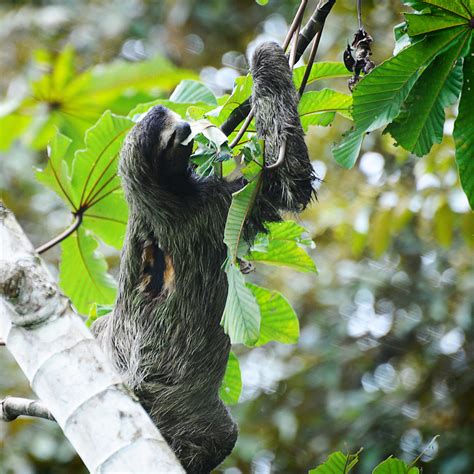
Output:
left=93, top=41, right=316, bottom=473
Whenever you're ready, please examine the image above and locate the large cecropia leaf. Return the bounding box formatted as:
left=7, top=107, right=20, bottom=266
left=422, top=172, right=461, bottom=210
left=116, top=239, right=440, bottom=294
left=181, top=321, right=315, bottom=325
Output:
left=385, top=42, right=465, bottom=156
left=453, top=53, right=474, bottom=209
left=35, top=133, right=78, bottom=209
left=333, top=0, right=473, bottom=169
left=248, top=284, right=299, bottom=347
left=219, top=352, right=242, bottom=405
left=60, top=228, right=117, bottom=314
left=0, top=46, right=195, bottom=151
left=353, top=26, right=465, bottom=134
left=221, top=260, right=261, bottom=345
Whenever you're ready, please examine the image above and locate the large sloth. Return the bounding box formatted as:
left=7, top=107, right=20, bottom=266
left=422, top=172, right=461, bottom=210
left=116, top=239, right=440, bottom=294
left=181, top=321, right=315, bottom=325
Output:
left=93, top=42, right=316, bottom=473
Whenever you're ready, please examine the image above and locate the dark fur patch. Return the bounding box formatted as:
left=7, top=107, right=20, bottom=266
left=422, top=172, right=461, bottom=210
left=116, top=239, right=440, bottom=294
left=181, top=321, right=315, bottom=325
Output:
left=139, top=237, right=174, bottom=297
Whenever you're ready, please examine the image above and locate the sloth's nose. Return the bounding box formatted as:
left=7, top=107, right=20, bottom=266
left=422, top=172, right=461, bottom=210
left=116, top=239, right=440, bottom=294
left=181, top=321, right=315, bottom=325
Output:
left=176, top=122, right=192, bottom=144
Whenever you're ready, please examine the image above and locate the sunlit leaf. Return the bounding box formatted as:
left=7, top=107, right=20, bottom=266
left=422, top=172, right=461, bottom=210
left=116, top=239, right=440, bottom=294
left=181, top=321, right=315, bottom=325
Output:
left=169, top=80, right=217, bottom=105
left=221, top=260, right=261, bottom=345
left=219, top=352, right=242, bottom=405
left=299, top=89, right=352, bottom=131
left=248, top=239, right=317, bottom=272
left=35, top=132, right=78, bottom=210
left=60, top=227, right=116, bottom=314
left=309, top=450, right=360, bottom=473
left=82, top=190, right=128, bottom=249
left=248, top=284, right=299, bottom=347
left=293, top=62, right=351, bottom=88
left=248, top=221, right=317, bottom=272
left=70, top=111, right=133, bottom=209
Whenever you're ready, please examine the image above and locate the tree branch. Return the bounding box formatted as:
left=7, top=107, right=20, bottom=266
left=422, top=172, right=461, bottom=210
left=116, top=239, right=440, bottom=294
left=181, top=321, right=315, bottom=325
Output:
left=0, top=203, right=184, bottom=473
left=220, top=0, right=336, bottom=137
left=1, top=397, right=55, bottom=422
left=36, top=212, right=83, bottom=254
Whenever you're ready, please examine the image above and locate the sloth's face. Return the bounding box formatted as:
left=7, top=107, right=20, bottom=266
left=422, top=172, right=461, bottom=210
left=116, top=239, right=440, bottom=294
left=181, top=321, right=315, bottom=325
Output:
left=134, top=105, right=194, bottom=175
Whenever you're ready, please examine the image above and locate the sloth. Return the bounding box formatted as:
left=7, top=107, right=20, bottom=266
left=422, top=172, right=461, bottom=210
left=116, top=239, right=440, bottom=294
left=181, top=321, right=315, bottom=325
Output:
left=92, top=41, right=316, bottom=473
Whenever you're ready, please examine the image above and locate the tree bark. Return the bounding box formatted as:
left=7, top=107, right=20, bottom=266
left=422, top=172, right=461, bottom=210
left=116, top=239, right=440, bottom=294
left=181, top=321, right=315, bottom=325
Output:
left=0, top=203, right=185, bottom=474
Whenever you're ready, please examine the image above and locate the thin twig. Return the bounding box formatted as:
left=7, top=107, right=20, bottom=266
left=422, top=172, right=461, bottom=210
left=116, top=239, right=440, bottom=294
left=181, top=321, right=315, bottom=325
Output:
left=1, top=397, right=55, bottom=422
left=221, top=0, right=336, bottom=137
left=282, top=0, right=309, bottom=51
left=229, top=109, right=255, bottom=148
left=298, top=28, right=323, bottom=96
left=229, top=0, right=308, bottom=151
left=36, top=212, right=83, bottom=254
left=357, top=0, right=362, bottom=30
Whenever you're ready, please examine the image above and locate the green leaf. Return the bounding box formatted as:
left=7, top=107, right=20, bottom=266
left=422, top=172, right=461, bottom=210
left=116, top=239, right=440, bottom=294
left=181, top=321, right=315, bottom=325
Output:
left=454, top=53, right=474, bottom=209
left=353, top=27, right=466, bottom=133
left=169, top=80, right=217, bottom=105
left=60, top=227, right=116, bottom=314
left=0, top=112, right=31, bottom=151
left=332, top=128, right=365, bottom=169
left=85, top=55, right=197, bottom=99
left=35, top=132, right=77, bottom=210
left=309, top=450, right=360, bottom=473
left=249, top=221, right=316, bottom=272
left=372, top=457, right=419, bottom=474
left=265, top=221, right=313, bottom=243
left=219, top=352, right=242, bottom=405
left=221, top=260, right=261, bottom=345
left=85, top=303, right=113, bottom=328
left=405, top=11, right=468, bottom=36
left=82, top=190, right=128, bottom=249
left=248, top=284, right=299, bottom=347
left=385, top=37, right=466, bottom=156
left=420, top=0, right=472, bottom=19
left=71, top=111, right=134, bottom=209
left=224, top=178, right=262, bottom=263
left=248, top=239, right=317, bottom=272
left=128, top=99, right=216, bottom=120
left=299, top=89, right=353, bottom=131
left=293, top=62, right=351, bottom=88
left=215, top=74, right=253, bottom=124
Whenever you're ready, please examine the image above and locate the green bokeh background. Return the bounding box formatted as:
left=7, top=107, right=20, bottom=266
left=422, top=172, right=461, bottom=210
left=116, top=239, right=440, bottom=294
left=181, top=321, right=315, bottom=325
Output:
left=0, top=1, right=473, bottom=473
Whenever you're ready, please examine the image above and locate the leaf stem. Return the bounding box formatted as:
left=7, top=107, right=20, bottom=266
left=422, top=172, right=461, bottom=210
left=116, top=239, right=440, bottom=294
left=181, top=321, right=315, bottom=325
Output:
left=36, top=212, right=83, bottom=254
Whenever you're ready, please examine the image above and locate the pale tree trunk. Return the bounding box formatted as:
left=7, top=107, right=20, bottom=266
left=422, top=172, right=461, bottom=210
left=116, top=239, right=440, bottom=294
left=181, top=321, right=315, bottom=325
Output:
left=0, top=203, right=185, bottom=474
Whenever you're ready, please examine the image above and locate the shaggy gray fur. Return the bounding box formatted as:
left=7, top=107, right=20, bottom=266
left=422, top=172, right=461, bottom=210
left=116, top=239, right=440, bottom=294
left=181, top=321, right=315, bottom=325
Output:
left=252, top=41, right=316, bottom=212
left=93, top=41, right=316, bottom=474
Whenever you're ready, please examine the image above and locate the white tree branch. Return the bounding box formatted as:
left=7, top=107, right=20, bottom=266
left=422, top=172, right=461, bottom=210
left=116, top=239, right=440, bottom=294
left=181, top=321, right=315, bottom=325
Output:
left=1, top=396, right=55, bottom=421
left=0, top=203, right=185, bottom=474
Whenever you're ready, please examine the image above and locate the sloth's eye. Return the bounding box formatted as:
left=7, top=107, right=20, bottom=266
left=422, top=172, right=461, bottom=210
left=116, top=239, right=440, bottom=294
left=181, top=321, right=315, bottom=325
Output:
left=167, top=131, right=177, bottom=149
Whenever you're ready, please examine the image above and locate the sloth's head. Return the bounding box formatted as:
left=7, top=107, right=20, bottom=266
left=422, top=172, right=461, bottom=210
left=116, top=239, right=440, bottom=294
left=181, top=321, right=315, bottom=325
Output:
left=121, top=105, right=194, bottom=179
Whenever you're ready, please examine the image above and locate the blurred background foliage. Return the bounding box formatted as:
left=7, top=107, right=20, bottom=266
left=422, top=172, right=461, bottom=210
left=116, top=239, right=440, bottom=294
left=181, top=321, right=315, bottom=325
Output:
left=0, top=0, right=473, bottom=473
